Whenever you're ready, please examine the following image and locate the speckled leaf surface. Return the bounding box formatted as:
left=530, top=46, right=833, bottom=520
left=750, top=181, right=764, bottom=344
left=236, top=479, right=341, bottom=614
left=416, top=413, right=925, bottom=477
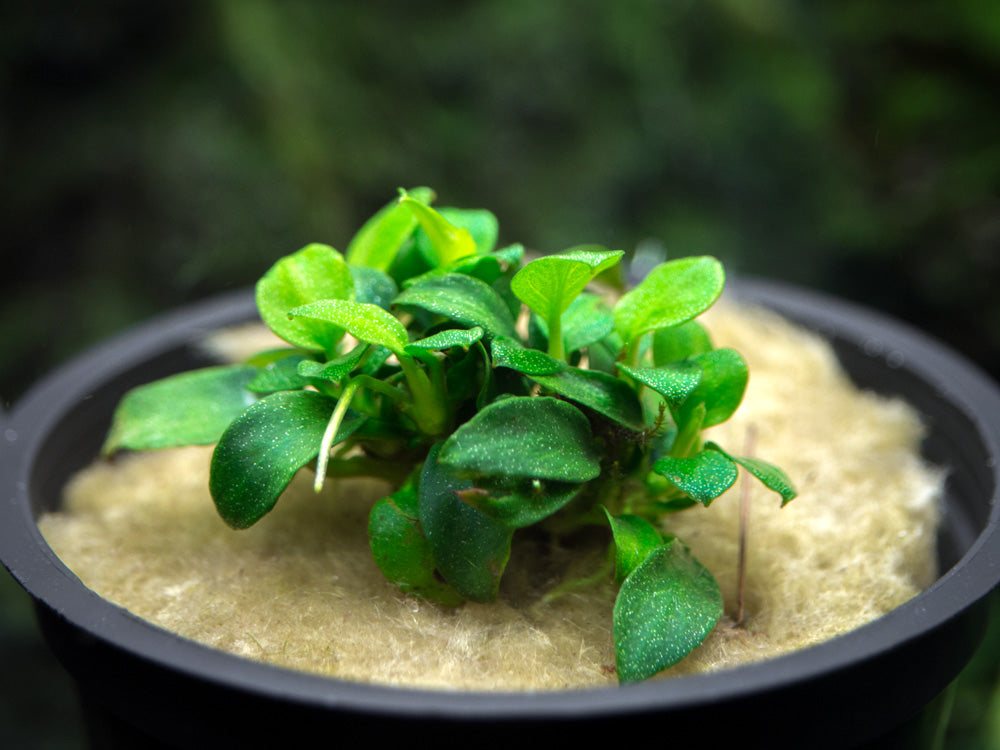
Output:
left=394, top=273, right=517, bottom=339
left=653, top=448, right=739, bottom=505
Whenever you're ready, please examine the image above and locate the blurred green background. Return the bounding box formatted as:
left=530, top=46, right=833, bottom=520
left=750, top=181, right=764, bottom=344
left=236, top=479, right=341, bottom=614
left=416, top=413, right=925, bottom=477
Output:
left=2, top=1, right=999, bottom=746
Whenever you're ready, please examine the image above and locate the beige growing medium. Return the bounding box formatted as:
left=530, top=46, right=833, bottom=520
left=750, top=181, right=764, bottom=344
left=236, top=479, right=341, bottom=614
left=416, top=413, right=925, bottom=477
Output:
left=39, top=301, right=943, bottom=690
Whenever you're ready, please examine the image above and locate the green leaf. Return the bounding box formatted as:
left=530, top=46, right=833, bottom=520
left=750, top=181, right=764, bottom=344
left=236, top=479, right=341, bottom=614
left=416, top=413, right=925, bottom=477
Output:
left=393, top=272, right=517, bottom=339
left=255, top=243, right=355, bottom=352
left=613, top=256, right=724, bottom=344
left=103, top=365, right=258, bottom=453
left=438, top=396, right=600, bottom=483
left=511, top=246, right=624, bottom=324
left=210, top=390, right=363, bottom=529
left=400, top=196, right=477, bottom=266
left=490, top=335, right=564, bottom=376
left=678, top=348, right=748, bottom=428
left=246, top=354, right=313, bottom=393
left=529, top=367, right=645, bottom=431
left=652, top=449, right=739, bottom=505
left=405, top=326, right=484, bottom=354
left=613, top=539, right=723, bottom=683
left=289, top=299, right=410, bottom=357
left=368, top=478, right=464, bottom=606
left=603, top=510, right=665, bottom=587
left=617, top=362, right=702, bottom=410
left=419, top=443, right=512, bottom=602
left=297, top=344, right=369, bottom=385
left=652, top=320, right=713, bottom=365
left=705, top=442, right=798, bottom=505
left=351, top=264, right=399, bottom=310
left=345, top=187, right=434, bottom=270
left=415, top=207, right=499, bottom=258
left=457, top=482, right=581, bottom=529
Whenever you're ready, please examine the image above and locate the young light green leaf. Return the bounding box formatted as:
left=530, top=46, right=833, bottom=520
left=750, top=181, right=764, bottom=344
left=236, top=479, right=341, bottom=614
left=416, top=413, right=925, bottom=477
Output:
left=368, top=479, right=464, bottom=606
left=289, top=299, right=410, bottom=357
left=457, top=482, right=580, bottom=529
left=617, top=362, right=702, bottom=410
left=103, top=365, right=259, bottom=454
left=393, top=273, right=517, bottom=339
left=677, top=348, right=749, bottom=428
left=405, top=326, right=484, bottom=354
left=490, top=335, right=564, bottom=376
left=511, top=246, right=624, bottom=324
left=400, top=196, right=477, bottom=266
left=613, top=256, right=724, bottom=344
left=345, top=187, right=434, bottom=270
left=652, top=449, right=739, bottom=505
left=652, top=320, right=713, bottom=365
left=419, top=443, right=512, bottom=602
left=415, top=207, right=499, bottom=258
left=705, top=442, right=798, bottom=505
left=255, top=244, right=355, bottom=352
left=438, top=396, right=600, bottom=483
left=603, top=510, right=665, bottom=587
left=209, top=390, right=364, bottom=529
left=613, top=539, right=723, bottom=683
left=529, top=367, right=645, bottom=431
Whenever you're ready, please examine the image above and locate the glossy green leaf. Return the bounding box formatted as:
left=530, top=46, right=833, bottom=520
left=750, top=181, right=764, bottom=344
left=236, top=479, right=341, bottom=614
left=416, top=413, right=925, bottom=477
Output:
left=613, top=256, right=724, bottom=344
left=677, top=348, right=749, bottom=428
left=368, top=479, right=464, bottom=606
left=604, top=511, right=665, bottom=587
left=705, top=442, right=798, bottom=505
left=652, top=448, right=739, bottom=505
left=511, top=246, right=624, bottom=325
left=439, top=396, right=600, bottom=483
left=400, top=197, right=477, bottom=266
left=529, top=367, right=645, bottom=431
left=210, top=390, right=363, bottom=529
left=393, top=273, right=517, bottom=339
left=297, top=344, right=369, bottom=384
left=652, top=320, right=713, bottom=365
left=246, top=354, right=313, bottom=393
left=351, top=265, right=399, bottom=310
left=345, top=187, right=434, bottom=270
left=617, top=362, right=702, bottom=410
left=103, top=365, right=258, bottom=453
left=255, top=244, right=355, bottom=352
left=456, top=482, right=580, bottom=529
left=405, top=326, right=484, bottom=354
left=415, top=207, right=498, bottom=259
left=419, top=443, right=512, bottom=602
left=289, top=299, right=409, bottom=357
left=490, top=335, right=564, bottom=376
left=613, top=539, right=723, bottom=683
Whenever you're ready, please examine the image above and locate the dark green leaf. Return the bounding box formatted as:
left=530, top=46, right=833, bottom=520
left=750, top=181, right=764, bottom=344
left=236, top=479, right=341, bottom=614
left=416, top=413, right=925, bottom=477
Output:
left=345, top=187, right=434, bottom=270
left=604, top=511, right=665, bottom=587
left=247, top=354, right=313, bottom=393
left=255, top=244, right=355, bottom=352
left=490, top=335, right=564, bottom=375
left=529, top=367, right=645, bottom=431
left=351, top=265, right=399, bottom=310
left=210, top=391, right=363, bottom=528
left=405, top=326, right=484, bottom=354
left=652, top=320, right=713, bottom=365
left=617, top=362, right=702, bottom=410
left=613, top=256, right=724, bottom=343
left=439, top=396, right=600, bottom=483
left=297, top=344, right=369, bottom=384
left=677, top=348, right=748, bottom=428
left=457, top=481, right=580, bottom=529
left=614, top=539, right=723, bottom=683
left=393, top=273, right=517, bottom=339
left=652, top=449, right=739, bottom=505
left=705, top=442, right=798, bottom=505
left=368, top=479, right=464, bottom=606
left=103, top=366, right=258, bottom=453
left=419, top=443, right=512, bottom=602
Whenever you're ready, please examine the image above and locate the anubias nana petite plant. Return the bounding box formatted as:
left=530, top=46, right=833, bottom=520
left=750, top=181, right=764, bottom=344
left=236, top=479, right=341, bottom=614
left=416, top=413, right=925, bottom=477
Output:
left=104, top=188, right=796, bottom=684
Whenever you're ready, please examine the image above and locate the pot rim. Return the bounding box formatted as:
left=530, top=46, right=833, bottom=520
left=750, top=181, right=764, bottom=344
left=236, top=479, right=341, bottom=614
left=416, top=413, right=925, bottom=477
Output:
left=2, top=279, right=999, bottom=722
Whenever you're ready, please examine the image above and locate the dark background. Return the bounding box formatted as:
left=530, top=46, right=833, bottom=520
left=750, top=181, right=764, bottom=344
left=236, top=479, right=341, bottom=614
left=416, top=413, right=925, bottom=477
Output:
left=2, top=2, right=999, bottom=747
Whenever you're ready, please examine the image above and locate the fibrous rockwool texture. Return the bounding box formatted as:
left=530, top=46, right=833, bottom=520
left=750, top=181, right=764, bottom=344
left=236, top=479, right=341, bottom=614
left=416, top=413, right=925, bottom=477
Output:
left=39, top=304, right=942, bottom=689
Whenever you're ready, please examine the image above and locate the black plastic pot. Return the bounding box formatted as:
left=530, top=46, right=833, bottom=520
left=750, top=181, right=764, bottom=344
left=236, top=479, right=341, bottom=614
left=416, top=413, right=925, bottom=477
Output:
left=2, top=282, right=999, bottom=749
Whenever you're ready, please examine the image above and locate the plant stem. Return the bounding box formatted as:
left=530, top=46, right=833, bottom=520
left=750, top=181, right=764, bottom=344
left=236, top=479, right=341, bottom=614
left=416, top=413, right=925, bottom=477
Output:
left=314, top=380, right=359, bottom=493
left=548, top=311, right=565, bottom=361
left=398, top=356, right=448, bottom=436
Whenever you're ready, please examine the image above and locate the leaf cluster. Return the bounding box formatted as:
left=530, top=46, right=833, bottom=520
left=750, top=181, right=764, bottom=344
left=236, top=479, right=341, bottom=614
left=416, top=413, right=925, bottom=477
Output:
left=104, top=187, right=796, bottom=684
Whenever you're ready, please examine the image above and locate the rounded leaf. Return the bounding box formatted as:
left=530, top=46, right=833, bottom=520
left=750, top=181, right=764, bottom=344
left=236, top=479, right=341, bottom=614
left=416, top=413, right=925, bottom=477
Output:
left=652, top=449, right=739, bottom=505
